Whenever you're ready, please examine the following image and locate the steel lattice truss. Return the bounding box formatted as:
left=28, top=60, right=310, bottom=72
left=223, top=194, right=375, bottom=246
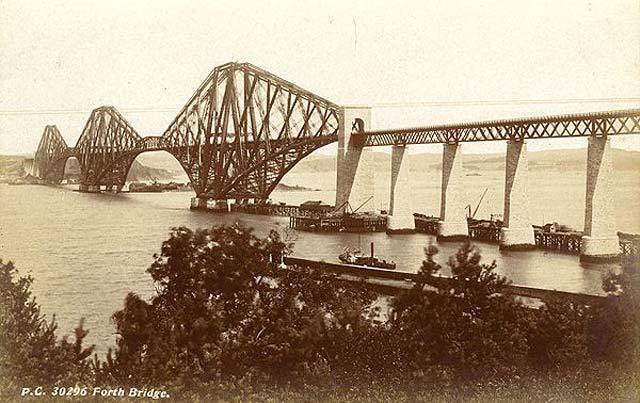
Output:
left=74, top=106, right=143, bottom=186
left=32, top=61, right=640, bottom=198
left=362, top=109, right=640, bottom=146
left=161, top=62, right=340, bottom=199
left=33, top=126, right=73, bottom=183
left=32, top=62, right=341, bottom=197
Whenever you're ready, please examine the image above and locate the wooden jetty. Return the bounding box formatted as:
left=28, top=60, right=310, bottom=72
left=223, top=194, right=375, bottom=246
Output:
left=232, top=203, right=300, bottom=216
left=289, top=212, right=387, bottom=233
left=413, top=213, right=439, bottom=234
left=413, top=213, right=638, bottom=258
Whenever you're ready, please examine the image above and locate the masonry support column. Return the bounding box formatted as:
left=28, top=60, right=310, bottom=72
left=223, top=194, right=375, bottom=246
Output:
left=79, top=184, right=100, bottom=193
left=500, top=139, right=536, bottom=250
left=581, top=135, right=619, bottom=262
left=190, top=196, right=207, bottom=210
left=438, top=142, right=468, bottom=241
left=387, top=144, right=415, bottom=233
left=190, top=196, right=229, bottom=213
left=335, top=107, right=375, bottom=213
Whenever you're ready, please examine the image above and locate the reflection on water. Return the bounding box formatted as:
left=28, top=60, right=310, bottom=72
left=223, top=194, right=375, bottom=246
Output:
left=0, top=183, right=623, bottom=353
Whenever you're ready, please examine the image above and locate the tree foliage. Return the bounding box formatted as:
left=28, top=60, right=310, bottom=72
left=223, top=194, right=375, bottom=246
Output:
left=392, top=242, right=529, bottom=382
left=0, top=260, right=93, bottom=385
left=589, top=259, right=640, bottom=366
left=96, top=224, right=376, bottom=386
left=1, top=226, right=639, bottom=401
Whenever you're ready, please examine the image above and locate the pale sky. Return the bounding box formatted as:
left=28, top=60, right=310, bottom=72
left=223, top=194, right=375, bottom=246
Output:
left=1, top=0, right=639, bottom=156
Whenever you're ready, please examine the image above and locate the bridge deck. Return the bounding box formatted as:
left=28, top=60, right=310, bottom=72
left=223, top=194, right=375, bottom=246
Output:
left=360, top=108, right=640, bottom=146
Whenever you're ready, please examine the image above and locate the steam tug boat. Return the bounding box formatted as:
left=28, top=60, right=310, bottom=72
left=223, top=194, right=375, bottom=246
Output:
left=338, top=242, right=396, bottom=270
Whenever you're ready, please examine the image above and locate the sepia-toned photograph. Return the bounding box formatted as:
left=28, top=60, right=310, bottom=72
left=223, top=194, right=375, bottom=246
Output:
left=1, top=1, right=639, bottom=401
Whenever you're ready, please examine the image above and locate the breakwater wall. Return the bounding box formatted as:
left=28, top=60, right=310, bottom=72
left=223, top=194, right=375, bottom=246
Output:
left=283, top=256, right=605, bottom=306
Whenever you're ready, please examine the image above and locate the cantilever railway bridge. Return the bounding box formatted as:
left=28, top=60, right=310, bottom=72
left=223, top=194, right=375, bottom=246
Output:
left=32, top=61, right=640, bottom=201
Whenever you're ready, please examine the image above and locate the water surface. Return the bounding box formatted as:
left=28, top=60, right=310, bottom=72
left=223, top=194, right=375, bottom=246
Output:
left=0, top=173, right=630, bottom=353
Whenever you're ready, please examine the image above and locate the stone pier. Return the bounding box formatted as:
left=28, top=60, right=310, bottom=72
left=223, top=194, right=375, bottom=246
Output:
left=438, top=143, right=468, bottom=240
left=500, top=140, right=535, bottom=250
left=106, top=184, right=123, bottom=192
left=79, top=184, right=100, bottom=193
left=335, top=107, right=375, bottom=213
left=190, top=197, right=206, bottom=210
left=190, top=197, right=230, bottom=213
left=387, top=144, right=415, bottom=233
left=581, top=135, right=619, bottom=262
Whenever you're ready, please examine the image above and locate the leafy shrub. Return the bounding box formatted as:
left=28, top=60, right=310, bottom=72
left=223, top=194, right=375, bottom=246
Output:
left=588, top=259, right=640, bottom=366
left=0, top=260, right=93, bottom=385
left=527, top=298, right=590, bottom=369
left=392, top=242, right=530, bottom=383
left=3, top=225, right=639, bottom=400
left=97, top=224, right=377, bottom=387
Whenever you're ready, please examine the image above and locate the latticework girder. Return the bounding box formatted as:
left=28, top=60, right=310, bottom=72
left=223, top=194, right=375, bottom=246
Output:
left=161, top=62, right=340, bottom=199
left=33, top=125, right=73, bottom=183
left=32, top=63, right=341, bottom=197
left=73, top=106, right=148, bottom=187
left=31, top=61, right=640, bottom=200
left=362, top=109, right=640, bottom=146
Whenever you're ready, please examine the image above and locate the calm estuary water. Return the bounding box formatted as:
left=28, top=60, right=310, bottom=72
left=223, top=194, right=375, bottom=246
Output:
left=0, top=171, right=634, bottom=353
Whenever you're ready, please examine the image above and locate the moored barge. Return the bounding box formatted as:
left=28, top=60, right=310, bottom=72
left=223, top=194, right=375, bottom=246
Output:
left=289, top=211, right=387, bottom=232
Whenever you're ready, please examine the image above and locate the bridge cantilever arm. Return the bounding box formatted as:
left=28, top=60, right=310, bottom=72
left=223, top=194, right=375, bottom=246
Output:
left=216, top=135, right=338, bottom=197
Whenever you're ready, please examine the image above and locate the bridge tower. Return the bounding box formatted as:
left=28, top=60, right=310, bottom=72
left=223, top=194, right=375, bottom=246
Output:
left=500, top=139, right=535, bottom=249
left=335, top=106, right=375, bottom=213
left=438, top=142, right=468, bottom=240
left=75, top=106, right=142, bottom=192
left=33, top=125, right=71, bottom=184
left=581, top=135, right=619, bottom=262
left=387, top=143, right=415, bottom=232
left=173, top=62, right=340, bottom=210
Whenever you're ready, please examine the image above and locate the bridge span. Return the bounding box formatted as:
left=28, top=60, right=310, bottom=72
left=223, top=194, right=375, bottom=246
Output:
left=360, top=108, right=640, bottom=146
left=30, top=61, right=640, bottom=262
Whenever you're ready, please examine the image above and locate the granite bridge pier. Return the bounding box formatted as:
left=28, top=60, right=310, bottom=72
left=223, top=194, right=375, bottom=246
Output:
left=29, top=62, right=640, bottom=262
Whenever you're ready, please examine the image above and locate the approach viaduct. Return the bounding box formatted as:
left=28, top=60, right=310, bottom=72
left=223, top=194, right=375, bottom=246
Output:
left=31, top=62, right=640, bottom=261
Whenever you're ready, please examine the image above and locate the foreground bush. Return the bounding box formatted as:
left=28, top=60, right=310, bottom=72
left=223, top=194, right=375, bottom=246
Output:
left=96, top=224, right=377, bottom=386
left=391, top=243, right=531, bottom=383
left=1, top=225, right=639, bottom=401
left=0, top=260, right=94, bottom=386
left=590, top=258, right=640, bottom=366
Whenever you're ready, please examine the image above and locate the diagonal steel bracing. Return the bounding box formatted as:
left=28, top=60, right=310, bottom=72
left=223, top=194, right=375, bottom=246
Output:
left=161, top=62, right=340, bottom=199
left=74, top=106, right=143, bottom=187
left=31, top=61, right=640, bottom=200
left=32, top=62, right=341, bottom=198
left=33, top=125, right=74, bottom=183
left=361, top=109, right=640, bottom=146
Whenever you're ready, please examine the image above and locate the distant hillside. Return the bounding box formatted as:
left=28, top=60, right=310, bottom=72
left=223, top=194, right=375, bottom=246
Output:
left=71, top=147, right=638, bottom=175
left=291, top=148, right=640, bottom=173
left=126, top=160, right=177, bottom=181
left=0, top=155, right=28, bottom=179
left=6, top=147, right=635, bottom=182
left=0, top=155, right=177, bottom=182
left=274, top=183, right=320, bottom=192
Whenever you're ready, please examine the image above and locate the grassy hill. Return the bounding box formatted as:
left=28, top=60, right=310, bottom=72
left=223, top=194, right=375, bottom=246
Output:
left=0, top=155, right=178, bottom=182
left=0, top=155, right=29, bottom=179
left=3, top=147, right=638, bottom=182
left=291, top=148, right=640, bottom=173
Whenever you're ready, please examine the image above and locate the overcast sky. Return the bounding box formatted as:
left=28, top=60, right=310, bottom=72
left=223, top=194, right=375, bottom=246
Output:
left=1, top=0, right=639, bottom=155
